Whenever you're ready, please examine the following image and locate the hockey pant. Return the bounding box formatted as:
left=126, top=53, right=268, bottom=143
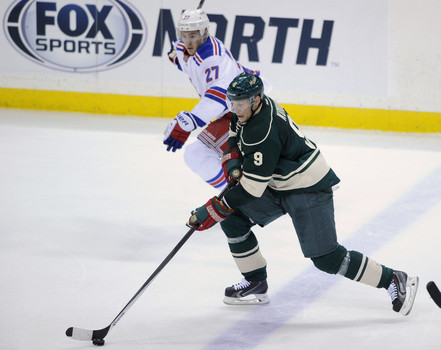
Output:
left=183, top=114, right=231, bottom=189
left=220, top=188, right=393, bottom=288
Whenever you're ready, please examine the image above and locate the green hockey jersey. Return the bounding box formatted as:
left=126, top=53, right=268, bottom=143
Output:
left=223, top=96, right=340, bottom=209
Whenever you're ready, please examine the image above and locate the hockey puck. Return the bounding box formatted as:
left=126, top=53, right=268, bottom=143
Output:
left=426, top=281, right=441, bottom=308
left=92, top=338, right=105, bottom=346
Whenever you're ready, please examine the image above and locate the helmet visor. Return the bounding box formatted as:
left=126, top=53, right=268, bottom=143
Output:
left=178, top=30, right=203, bottom=42
left=226, top=97, right=252, bottom=114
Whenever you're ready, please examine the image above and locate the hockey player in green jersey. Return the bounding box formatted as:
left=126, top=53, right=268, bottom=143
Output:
left=187, top=72, right=419, bottom=315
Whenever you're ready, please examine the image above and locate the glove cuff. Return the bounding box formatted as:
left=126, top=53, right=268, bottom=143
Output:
left=204, top=197, right=234, bottom=223
left=214, top=197, right=234, bottom=216
left=176, top=111, right=197, bottom=132
left=221, top=147, right=242, bottom=180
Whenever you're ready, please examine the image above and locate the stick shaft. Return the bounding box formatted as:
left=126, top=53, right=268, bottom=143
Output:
left=109, top=179, right=234, bottom=331
left=67, top=178, right=236, bottom=341
left=197, top=0, right=205, bottom=9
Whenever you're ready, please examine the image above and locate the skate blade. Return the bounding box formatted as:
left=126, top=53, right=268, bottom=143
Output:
left=223, top=293, right=270, bottom=305
left=400, top=276, right=419, bottom=316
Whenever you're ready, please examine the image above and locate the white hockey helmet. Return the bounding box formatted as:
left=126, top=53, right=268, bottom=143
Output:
left=177, top=9, right=209, bottom=39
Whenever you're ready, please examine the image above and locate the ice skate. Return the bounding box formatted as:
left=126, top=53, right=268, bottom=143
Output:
left=224, top=278, right=270, bottom=305
left=387, top=270, right=419, bottom=315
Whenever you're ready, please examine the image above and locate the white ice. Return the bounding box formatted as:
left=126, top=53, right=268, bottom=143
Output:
left=1, top=108, right=440, bottom=350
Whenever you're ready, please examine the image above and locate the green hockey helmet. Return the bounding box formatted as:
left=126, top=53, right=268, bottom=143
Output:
left=226, top=73, right=264, bottom=103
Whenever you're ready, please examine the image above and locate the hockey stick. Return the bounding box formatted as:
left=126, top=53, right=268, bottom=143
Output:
left=427, top=281, right=441, bottom=308
left=197, top=0, right=206, bottom=9
left=66, top=174, right=238, bottom=345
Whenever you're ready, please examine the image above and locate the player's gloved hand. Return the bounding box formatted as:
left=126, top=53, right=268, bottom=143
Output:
left=222, top=146, right=243, bottom=181
left=187, top=197, right=234, bottom=231
left=163, top=111, right=197, bottom=152
left=168, top=45, right=177, bottom=64
left=163, top=119, right=190, bottom=152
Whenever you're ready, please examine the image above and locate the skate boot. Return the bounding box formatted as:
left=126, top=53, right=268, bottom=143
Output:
left=224, top=278, right=270, bottom=305
left=387, top=270, right=419, bottom=315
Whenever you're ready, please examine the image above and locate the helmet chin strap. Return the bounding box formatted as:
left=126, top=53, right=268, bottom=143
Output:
left=250, top=96, right=263, bottom=118
left=237, top=97, right=262, bottom=127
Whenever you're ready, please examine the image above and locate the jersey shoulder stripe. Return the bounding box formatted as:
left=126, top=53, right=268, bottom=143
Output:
left=193, top=36, right=222, bottom=65
left=208, top=86, right=227, bottom=95
left=176, top=41, right=185, bottom=52
left=209, top=36, right=222, bottom=56
left=193, top=53, right=203, bottom=66
left=205, top=86, right=227, bottom=108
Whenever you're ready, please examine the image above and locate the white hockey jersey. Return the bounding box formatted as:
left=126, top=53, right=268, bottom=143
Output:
left=170, top=36, right=263, bottom=128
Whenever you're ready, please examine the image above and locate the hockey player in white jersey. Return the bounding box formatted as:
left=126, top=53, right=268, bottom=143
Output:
left=164, top=8, right=270, bottom=189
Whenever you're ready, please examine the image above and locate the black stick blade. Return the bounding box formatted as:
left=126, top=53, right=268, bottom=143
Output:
left=427, top=281, right=441, bottom=308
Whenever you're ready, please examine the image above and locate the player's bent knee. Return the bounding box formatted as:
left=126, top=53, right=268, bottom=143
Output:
left=183, top=142, right=202, bottom=170
left=220, top=212, right=252, bottom=238
left=311, top=245, right=347, bottom=274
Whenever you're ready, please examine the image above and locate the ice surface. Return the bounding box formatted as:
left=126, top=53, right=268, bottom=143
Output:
left=1, top=108, right=440, bottom=350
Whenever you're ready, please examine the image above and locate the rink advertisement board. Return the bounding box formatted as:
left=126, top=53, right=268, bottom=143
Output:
left=1, top=0, right=386, bottom=95
left=4, top=0, right=147, bottom=72
left=1, top=0, right=440, bottom=132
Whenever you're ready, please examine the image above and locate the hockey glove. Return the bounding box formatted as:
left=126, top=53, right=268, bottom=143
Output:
left=221, top=146, right=243, bottom=181
left=163, top=112, right=197, bottom=152
left=168, top=46, right=178, bottom=65
left=187, top=196, right=234, bottom=231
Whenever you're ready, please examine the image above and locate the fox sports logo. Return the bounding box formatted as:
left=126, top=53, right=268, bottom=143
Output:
left=4, top=0, right=146, bottom=72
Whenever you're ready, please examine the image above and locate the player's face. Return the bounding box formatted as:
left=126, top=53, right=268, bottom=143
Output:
left=180, top=30, right=204, bottom=55
left=230, top=99, right=254, bottom=123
